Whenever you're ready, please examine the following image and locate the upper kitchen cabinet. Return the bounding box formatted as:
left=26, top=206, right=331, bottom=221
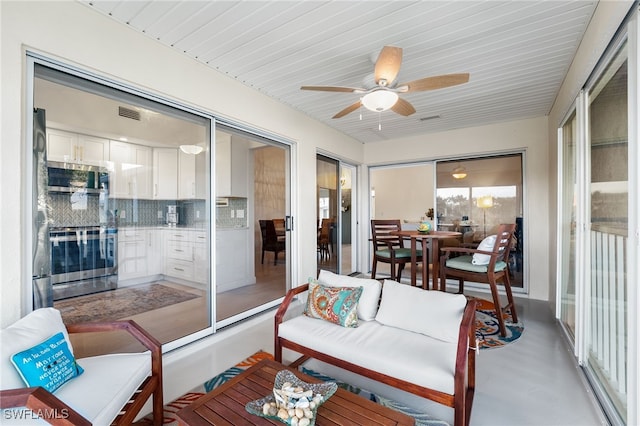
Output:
left=153, top=148, right=178, bottom=200
left=109, top=141, right=152, bottom=199
left=47, top=129, right=108, bottom=166
left=178, top=149, right=208, bottom=200
left=215, top=134, right=248, bottom=197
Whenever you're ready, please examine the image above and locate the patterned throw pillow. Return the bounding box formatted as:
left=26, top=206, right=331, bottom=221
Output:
left=304, top=281, right=363, bottom=328
left=11, top=332, right=84, bottom=393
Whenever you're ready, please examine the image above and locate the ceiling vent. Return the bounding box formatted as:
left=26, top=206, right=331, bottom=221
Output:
left=419, top=115, right=441, bottom=122
left=118, top=106, right=141, bottom=121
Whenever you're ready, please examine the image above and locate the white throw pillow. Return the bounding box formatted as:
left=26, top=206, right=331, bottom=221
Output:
left=375, top=280, right=466, bottom=343
left=472, top=234, right=497, bottom=265
left=317, top=270, right=381, bottom=321
left=0, top=308, right=73, bottom=390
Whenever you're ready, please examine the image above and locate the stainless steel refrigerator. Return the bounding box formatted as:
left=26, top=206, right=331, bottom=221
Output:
left=32, top=108, right=52, bottom=309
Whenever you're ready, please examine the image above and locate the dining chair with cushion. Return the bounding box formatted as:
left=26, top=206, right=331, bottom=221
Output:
left=370, top=219, right=423, bottom=282
left=259, top=219, right=286, bottom=265
left=439, top=223, right=518, bottom=337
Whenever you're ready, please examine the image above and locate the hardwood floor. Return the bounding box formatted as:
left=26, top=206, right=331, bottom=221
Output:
left=66, top=254, right=286, bottom=357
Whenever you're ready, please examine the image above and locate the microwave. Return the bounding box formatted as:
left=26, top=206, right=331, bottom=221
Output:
left=47, top=161, right=109, bottom=194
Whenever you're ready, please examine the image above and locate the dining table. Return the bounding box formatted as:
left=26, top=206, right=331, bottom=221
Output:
left=390, top=230, right=461, bottom=290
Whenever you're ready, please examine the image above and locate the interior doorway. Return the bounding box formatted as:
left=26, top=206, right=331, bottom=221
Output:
left=316, top=154, right=357, bottom=275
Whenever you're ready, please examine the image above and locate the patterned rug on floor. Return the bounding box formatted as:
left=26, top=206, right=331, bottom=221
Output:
left=55, top=283, right=200, bottom=324
left=135, top=350, right=449, bottom=426
left=474, top=298, right=524, bottom=349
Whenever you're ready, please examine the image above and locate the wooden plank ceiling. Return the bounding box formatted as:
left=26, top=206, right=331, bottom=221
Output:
left=80, top=1, right=598, bottom=143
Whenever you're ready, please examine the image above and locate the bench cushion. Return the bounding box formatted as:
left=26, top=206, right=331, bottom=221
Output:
left=279, top=315, right=457, bottom=395
left=375, top=280, right=466, bottom=343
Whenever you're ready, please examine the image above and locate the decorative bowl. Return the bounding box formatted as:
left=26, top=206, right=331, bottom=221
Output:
left=245, top=370, right=337, bottom=426
left=417, top=221, right=432, bottom=233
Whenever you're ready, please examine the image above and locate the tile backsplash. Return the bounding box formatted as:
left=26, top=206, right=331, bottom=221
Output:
left=48, top=192, right=216, bottom=228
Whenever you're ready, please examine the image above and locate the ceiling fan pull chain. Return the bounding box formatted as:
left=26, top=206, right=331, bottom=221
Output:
left=378, top=112, right=382, bottom=131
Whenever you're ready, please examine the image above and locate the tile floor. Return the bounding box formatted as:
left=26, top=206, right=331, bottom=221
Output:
left=300, top=292, right=608, bottom=426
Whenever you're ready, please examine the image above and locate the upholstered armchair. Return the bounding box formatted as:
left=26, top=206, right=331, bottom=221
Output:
left=0, top=308, right=163, bottom=425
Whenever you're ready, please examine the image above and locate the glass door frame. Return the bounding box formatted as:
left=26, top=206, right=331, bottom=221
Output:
left=556, top=12, right=638, bottom=423
left=316, top=152, right=359, bottom=276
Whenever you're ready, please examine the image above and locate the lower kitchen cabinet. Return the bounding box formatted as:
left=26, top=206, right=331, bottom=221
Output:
left=215, top=228, right=254, bottom=292
left=118, top=228, right=148, bottom=282
left=164, top=228, right=209, bottom=287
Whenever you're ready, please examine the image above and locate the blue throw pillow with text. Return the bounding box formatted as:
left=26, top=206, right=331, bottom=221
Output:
left=10, top=332, right=84, bottom=393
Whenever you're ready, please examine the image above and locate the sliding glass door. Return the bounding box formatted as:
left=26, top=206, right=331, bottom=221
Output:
left=559, top=110, right=578, bottom=339
left=586, top=40, right=628, bottom=423
left=558, top=35, right=630, bottom=424
left=214, top=124, right=292, bottom=326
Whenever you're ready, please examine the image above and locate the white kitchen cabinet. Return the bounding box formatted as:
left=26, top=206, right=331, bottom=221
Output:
left=109, top=141, right=152, bottom=199
left=178, top=150, right=196, bottom=199
left=193, top=231, right=208, bottom=284
left=146, top=229, right=163, bottom=276
left=47, top=129, right=108, bottom=165
left=178, top=150, right=208, bottom=200
left=164, top=229, right=194, bottom=281
left=117, top=228, right=148, bottom=282
left=215, top=134, right=248, bottom=197
left=215, top=228, right=253, bottom=291
left=153, top=148, right=178, bottom=200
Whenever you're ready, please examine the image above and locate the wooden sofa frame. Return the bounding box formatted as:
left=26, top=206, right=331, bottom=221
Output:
left=274, top=283, right=477, bottom=426
left=0, top=320, right=163, bottom=426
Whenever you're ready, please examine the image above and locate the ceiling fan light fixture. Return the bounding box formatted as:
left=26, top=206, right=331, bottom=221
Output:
left=452, top=166, right=467, bottom=179
left=179, top=144, right=203, bottom=155
left=361, top=90, right=398, bottom=112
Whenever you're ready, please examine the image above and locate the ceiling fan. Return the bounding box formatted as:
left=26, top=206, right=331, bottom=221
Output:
left=301, top=46, right=469, bottom=119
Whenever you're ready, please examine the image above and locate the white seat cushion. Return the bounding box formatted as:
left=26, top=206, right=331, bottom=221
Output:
left=57, top=352, right=151, bottom=424
left=279, top=315, right=457, bottom=395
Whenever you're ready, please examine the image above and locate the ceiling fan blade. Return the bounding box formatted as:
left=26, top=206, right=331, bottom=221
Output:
left=391, top=98, right=416, bottom=116
left=374, top=46, right=403, bottom=86
left=332, top=101, right=362, bottom=119
left=398, top=73, right=470, bottom=93
left=301, top=85, right=362, bottom=93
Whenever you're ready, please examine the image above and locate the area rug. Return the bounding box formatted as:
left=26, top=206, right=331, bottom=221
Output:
left=55, top=283, right=200, bottom=324
left=134, top=350, right=449, bottom=426
left=475, top=298, right=524, bottom=349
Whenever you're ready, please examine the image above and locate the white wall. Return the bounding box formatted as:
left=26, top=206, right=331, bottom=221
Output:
left=370, top=163, right=434, bottom=223
left=364, top=116, right=549, bottom=300
left=0, top=1, right=364, bottom=327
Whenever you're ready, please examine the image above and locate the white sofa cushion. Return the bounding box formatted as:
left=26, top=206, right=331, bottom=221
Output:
left=317, top=270, right=381, bottom=321
left=279, top=315, right=458, bottom=395
left=1, top=308, right=74, bottom=390
left=375, top=280, right=466, bottom=343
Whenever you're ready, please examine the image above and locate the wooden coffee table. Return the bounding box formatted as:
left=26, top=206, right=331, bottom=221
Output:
left=176, top=358, right=414, bottom=425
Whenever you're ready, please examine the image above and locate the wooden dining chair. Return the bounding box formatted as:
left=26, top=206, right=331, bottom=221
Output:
left=370, top=219, right=422, bottom=282
left=318, top=219, right=332, bottom=260
left=259, top=220, right=286, bottom=265
left=439, top=223, right=518, bottom=336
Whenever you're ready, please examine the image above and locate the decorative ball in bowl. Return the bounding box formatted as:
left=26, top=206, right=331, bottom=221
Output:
left=245, top=369, right=337, bottom=425
left=417, top=222, right=432, bottom=233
